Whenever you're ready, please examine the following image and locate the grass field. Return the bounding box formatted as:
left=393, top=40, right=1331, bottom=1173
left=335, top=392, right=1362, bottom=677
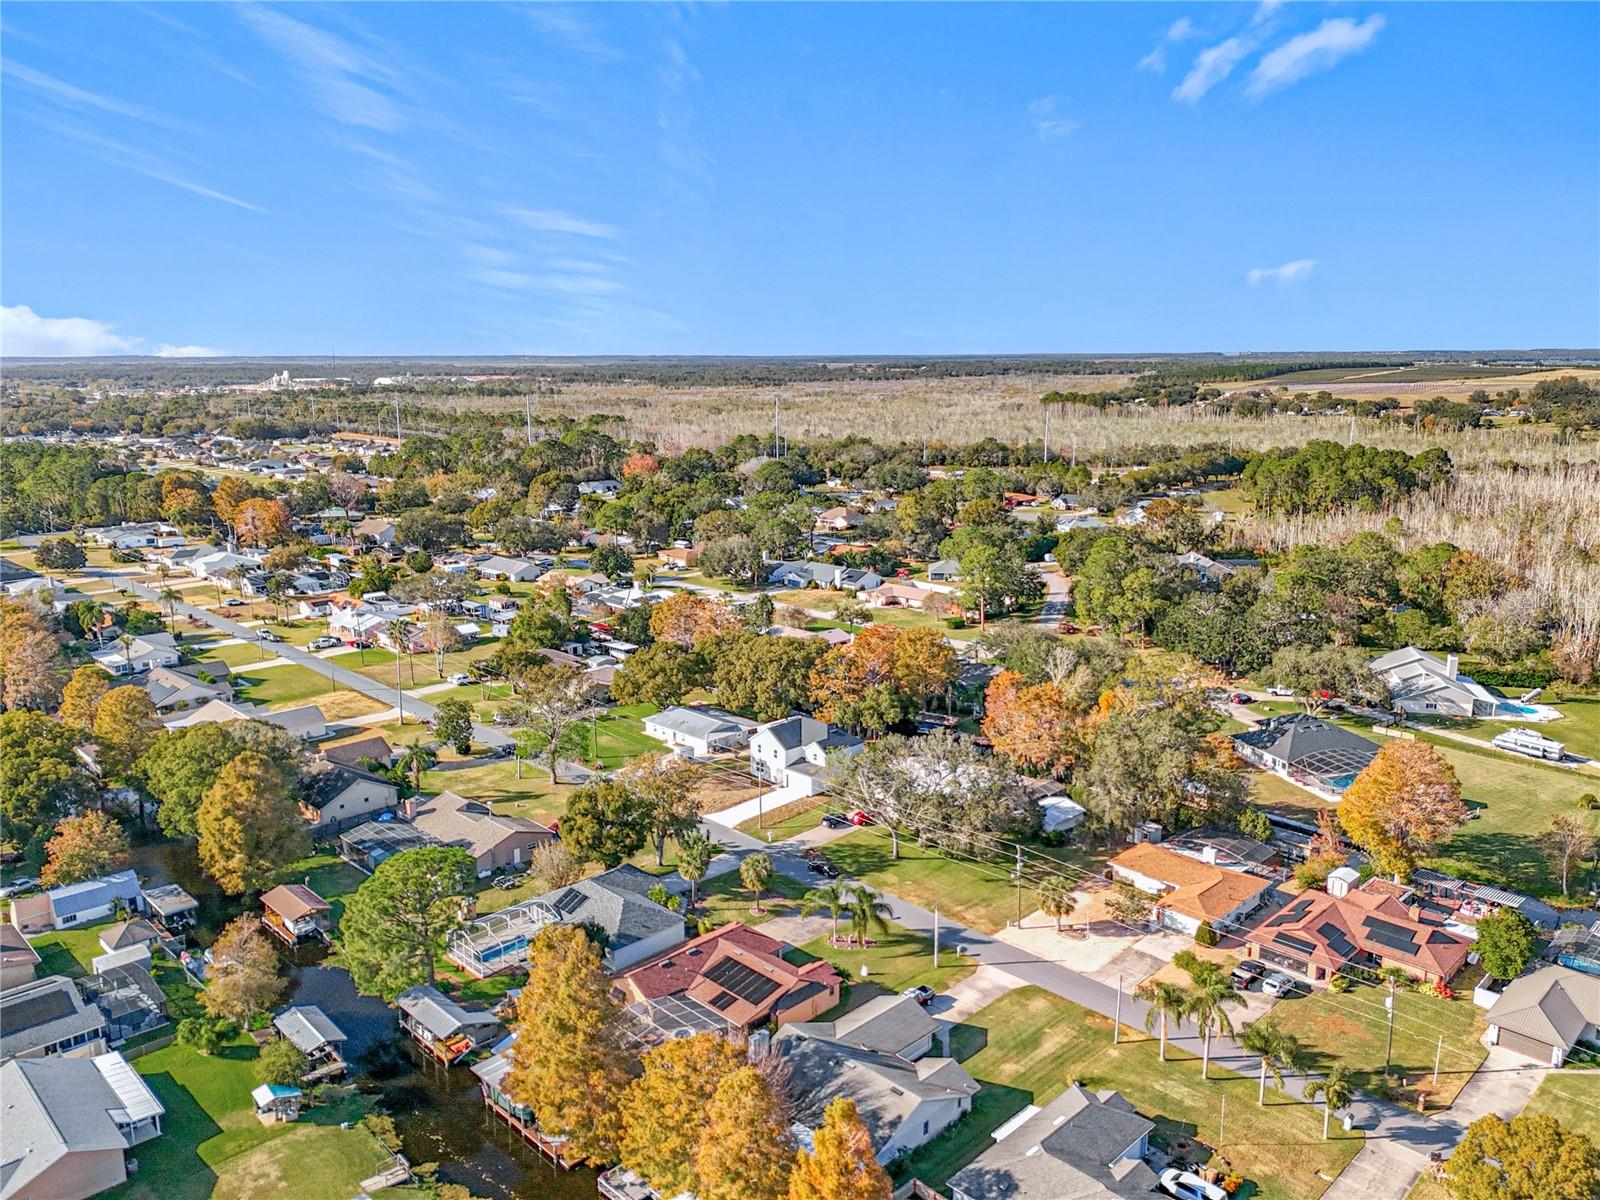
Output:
left=895, top=987, right=1362, bottom=1199
left=786, top=921, right=975, bottom=1016
left=736, top=795, right=828, bottom=838
left=1268, top=979, right=1488, bottom=1110
left=819, top=828, right=1040, bottom=934
left=29, top=921, right=113, bottom=977
left=230, top=663, right=342, bottom=709
left=1519, top=1070, right=1600, bottom=1143
left=105, top=1039, right=388, bottom=1200
left=1410, top=693, right=1600, bottom=763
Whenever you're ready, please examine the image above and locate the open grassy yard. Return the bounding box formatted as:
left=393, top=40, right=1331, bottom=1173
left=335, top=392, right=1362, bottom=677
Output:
left=194, top=639, right=285, bottom=668
left=820, top=828, right=1034, bottom=934
left=418, top=759, right=578, bottom=826
left=570, top=701, right=663, bottom=769
left=231, top=662, right=343, bottom=710
left=1249, top=768, right=1337, bottom=823
left=288, top=852, right=367, bottom=933
left=1520, top=1070, right=1600, bottom=1143
left=29, top=920, right=114, bottom=977
left=1267, top=980, right=1488, bottom=1110
left=786, top=920, right=975, bottom=1016
left=1410, top=693, right=1600, bottom=762
left=895, top=987, right=1361, bottom=1199
left=105, top=1038, right=388, bottom=1200
left=736, top=794, right=828, bottom=838
left=698, top=867, right=808, bottom=930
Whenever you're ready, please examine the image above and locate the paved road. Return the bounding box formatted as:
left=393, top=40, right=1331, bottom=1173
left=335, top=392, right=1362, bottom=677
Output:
left=1033, top=567, right=1071, bottom=627
left=700, top=816, right=1525, bottom=1199
left=96, top=567, right=513, bottom=748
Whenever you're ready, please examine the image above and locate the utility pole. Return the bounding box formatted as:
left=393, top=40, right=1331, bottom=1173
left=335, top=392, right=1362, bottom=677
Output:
left=1219, top=1095, right=1226, bottom=1147
left=1112, top=973, right=1122, bottom=1044
left=1432, top=1035, right=1442, bottom=1087
left=524, top=394, right=534, bottom=447
left=933, top=909, right=939, bottom=968
left=773, top=395, right=782, bottom=459
left=1384, top=983, right=1396, bottom=1072
left=1043, top=404, right=1050, bottom=464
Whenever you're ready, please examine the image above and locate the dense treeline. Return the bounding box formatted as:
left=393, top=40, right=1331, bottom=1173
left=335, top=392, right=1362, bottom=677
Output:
left=1241, top=441, right=1451, bottom=515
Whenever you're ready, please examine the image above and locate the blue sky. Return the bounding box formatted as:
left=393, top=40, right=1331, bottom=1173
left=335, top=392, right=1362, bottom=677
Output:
left=2, top=2, right=1596, bottom=356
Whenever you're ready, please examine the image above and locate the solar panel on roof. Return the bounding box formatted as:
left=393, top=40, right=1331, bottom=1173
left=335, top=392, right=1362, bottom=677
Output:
left=1, top=989, right=76, bottom=1030
left=708, top=991, right=739, bottom=1011
left=1361, top=917, right=1419, bottom=954
left=1316, top=922, right=1357, bottom=959
left=703, top=956, right=779, bottom=1004
left=1274, top=933, right=1317, bottom=955
left=552, top=889, right=586, bottom=916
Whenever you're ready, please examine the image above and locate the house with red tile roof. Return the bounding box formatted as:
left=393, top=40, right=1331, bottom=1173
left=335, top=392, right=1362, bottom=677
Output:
left=1241, top=871, right=1472, bottom=984
left=615, top=921, right=841, bottom=1032
left=1106, top=843, right=1273, bottom=936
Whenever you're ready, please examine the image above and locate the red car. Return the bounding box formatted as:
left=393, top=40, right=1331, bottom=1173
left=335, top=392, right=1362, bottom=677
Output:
left=847, top=810, right=873, bottom=826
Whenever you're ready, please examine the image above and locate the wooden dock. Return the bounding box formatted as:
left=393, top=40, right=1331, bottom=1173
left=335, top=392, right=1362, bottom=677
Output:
left=483, top=1092, right=584, bottom=1169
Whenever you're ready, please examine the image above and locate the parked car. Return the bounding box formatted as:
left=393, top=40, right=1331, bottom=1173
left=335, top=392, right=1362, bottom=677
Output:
left=820, top=813, right=852, bottom=830
left=447, top=672, right=472, bottom=686
left=1229, top=692, right=1251, bottom=704
left=0, top=877, right=38, bottom=900
left=1159, top=1168, right=1228, bottom=1200
left=901, top=984, right=935, bottom=1006
left=1261, top=971, right=1301, bottom=997
left=802, top=848, right=828, bottom=862
left=492, top=875, right=520, bottom=890
left=1266, top=685, right=1294, bottom=698
left=847, top=810, right=874, bottom=826
left=310, top=636, right=341, bottom=649
left=257, top=630, right=284, bottom=643
left=807, top=859, right=840, bottom=878
left=345, top=639, right=373, bottom=649
left=224, top=598, right=246, bottom=607
left=1230, top=961, right=1266, bottom=990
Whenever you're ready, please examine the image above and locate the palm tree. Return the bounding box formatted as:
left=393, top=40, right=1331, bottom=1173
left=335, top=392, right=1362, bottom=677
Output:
left=1038, top=877, right=1076, bottom=932
left=1306, top=1064, right=1355, bottom=1140
left=1135, top=980, right=1189, bottom=1062
left=800, top=882, right=853, bottom=946
left=677, top=831, right=715, bottom=907
left=1184, top=976, right=1243, bottom=1080
left=159, top=588, right=179, bottom=634
left=386, top=616, right=417, bottom=719
left=740, top=853, right=774, bottom=914
left=1241, top=1019, right=1305, bottom=1105
left=395, top=742, right=437, bottom=791
left=843, top=883, right=893, bottom=948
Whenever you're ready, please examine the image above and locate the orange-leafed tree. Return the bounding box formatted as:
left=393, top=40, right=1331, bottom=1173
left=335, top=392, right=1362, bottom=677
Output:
left=211, top=476, right=257, bottom=525
left=1339, top=739, right=1466, bottom=879
left=40, top=811, right=130, bottom=887
left=981, top=669, right=1075, bottom=775
left=233, top=498, right=293, bottom=548
left=787, top=1097, right=892, bottom=1200
left=648, top=592, right=738, bottom=648
left=621, top=452, right=660, bottom=478
left=506, top=924, right=629, bottom=1164
left=695, top=1066, right=794, bottom=1200
left=889, top=625, right=959, bottom=711
left=620, top=1032, right=746, bottom=1195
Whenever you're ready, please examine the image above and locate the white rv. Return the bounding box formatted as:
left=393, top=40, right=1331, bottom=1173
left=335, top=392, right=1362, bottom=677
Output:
left=1491, top=728, right=1565, bottom=762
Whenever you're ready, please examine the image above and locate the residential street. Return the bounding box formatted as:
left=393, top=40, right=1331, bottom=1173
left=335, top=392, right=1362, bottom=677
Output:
left=702, top=813, right=1533, bottom=1200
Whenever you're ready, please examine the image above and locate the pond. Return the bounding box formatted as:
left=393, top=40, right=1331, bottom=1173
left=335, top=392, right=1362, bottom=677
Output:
left=286, top=964, right=602, bottom=1200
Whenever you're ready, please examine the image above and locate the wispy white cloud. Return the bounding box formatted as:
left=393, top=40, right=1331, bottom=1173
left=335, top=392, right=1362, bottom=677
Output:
left=236, top=6, right=408, bottom=131
left=1247, top=16, right=1385, bottom=99
left=500, top=206, right=619, bottom=239
left=524, top=6, right=621, bottom=62
left=1137, top=17, right=1199, bottom=74
left=0, top=305, right=221, bottom=357
left=1173, top=37, right=1252, bottom=103
left=655, top=34, right=712, bottom=189
left=1027, top=95, right=1079, bottom=141
left=1, top=305, right=140, bottom=356
left=38, top=118, right=266, bottom=211
left=154, top=343, right=225, bottom=357
left=2, top=59, right=187, bottom=129
left=1247, top=258, right=1316, bottom=286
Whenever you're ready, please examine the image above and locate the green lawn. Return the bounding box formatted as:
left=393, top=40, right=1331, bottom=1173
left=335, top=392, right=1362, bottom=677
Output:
left=1249, top=768, right=1338, bottom=822
left=1268, top=979, right=1488, bottom=1109
left=571, top=702, right=663, bottom=769
left=1520, top=1070, right=1600, bottom=1143
left=194, top=640, right=284, bottom=669
left=696, top=867, right=808, bottom=930
left=417, top=759, right=577, bottom=825
left=786, top=920, right=975, bottom=1013
left=896, top=987, right=1362, bottom=1200
left=736, top=796, right=828, bottom=839
left=282, top=852, right=367, bottom=933
left=1410, top=694, right=1600, bottom=762
left=231, top=663, right=342, bottom=710
left=29, top=921, right=114, bottom=978
left=819, top=828, right=1034, bottom=934
left=104, top=1038, right=386, bottom=1200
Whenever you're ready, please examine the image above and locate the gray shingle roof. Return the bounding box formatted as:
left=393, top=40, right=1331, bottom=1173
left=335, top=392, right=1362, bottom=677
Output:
left=0, top=977, right=107, bottom=1060
left=533, top=866, right=682, bottom=955
left=0, top=1056, right=129, bottom=1197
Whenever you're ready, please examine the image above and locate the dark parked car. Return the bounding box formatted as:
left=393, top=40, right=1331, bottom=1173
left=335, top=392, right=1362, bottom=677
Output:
left=807, top=859, right=840, bottom=878
left=821, top=813, right=852, bottom=830
left=1230, top=961, right=1266, bottom=990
